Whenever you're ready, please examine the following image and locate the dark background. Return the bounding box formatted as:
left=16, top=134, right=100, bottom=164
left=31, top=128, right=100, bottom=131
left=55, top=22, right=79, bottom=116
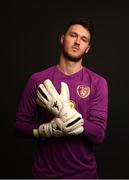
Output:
left=1, top=0, right=129, bottom=178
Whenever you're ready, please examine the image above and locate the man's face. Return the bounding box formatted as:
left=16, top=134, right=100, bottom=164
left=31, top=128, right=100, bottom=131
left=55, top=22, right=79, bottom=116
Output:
left=61, top=24, right=91, bottom=62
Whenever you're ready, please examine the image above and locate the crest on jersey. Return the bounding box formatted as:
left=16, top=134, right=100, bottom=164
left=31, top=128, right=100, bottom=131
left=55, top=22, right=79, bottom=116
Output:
left=77, top=85, right=90, bottom=98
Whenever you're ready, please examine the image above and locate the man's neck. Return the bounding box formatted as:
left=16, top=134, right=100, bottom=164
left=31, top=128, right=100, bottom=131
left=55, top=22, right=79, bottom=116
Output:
left=57, top=55, right=83, bottom=75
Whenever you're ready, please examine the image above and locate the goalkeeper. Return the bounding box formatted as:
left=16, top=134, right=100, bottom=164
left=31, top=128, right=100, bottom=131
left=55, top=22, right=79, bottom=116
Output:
left=15, top=17, right=108, bottom=179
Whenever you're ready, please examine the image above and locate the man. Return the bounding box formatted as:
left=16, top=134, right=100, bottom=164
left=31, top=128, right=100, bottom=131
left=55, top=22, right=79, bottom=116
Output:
left=15, top=18, right=108, bottom=179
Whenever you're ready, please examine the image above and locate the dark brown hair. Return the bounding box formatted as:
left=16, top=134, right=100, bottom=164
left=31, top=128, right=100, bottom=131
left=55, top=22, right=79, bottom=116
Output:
left=63, top=17, right=94, bottom=45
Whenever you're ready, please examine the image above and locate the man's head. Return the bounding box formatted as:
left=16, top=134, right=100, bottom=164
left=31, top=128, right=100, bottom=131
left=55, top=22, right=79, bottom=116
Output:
left=60, top=18, right=93, bottom=62
left=63, top=18, right=93, bottom=44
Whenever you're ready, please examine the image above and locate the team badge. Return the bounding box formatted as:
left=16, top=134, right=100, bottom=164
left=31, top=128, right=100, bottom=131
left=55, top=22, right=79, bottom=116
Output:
left=77, top=85, right=90, bottom=98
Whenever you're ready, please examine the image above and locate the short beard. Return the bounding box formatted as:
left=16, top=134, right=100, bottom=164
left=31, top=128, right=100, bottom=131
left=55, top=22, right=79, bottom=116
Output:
left=62, top=48, right=85, bottom=62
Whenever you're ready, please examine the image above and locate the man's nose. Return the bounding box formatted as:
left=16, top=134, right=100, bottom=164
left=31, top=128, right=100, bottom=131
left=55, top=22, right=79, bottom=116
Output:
left=74, top=37, right=80, bottom=45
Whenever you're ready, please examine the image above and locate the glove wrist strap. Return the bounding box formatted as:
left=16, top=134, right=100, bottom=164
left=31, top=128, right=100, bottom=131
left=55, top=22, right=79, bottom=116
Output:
left=33, top=128, right=47, bottom=140
left=33, top=129, right=39, bottom=138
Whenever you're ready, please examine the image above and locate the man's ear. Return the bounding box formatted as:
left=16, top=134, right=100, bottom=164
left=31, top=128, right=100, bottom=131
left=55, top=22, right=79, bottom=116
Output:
left=85, top=45, right=90, bottom=54
left=60, top=35, right=64, bottom=45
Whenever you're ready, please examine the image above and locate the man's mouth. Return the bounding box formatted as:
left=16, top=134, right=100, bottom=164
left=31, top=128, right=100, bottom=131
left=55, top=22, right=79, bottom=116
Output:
left=72, top=46, right=80, bottom=51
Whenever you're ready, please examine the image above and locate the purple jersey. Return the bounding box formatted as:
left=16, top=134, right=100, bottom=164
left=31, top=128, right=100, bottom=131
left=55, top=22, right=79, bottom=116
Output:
left=15, top=65, right=108, bottom=179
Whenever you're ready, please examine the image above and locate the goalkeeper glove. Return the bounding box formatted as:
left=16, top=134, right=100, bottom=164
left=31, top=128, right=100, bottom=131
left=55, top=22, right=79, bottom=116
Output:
left=37, top=79, right=76, bottom=117
left=38, top=114, right=84, bottom=139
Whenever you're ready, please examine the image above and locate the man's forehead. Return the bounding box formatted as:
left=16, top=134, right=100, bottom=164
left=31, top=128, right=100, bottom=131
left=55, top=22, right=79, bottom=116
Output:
left=67, top=24, right=90, bottom=37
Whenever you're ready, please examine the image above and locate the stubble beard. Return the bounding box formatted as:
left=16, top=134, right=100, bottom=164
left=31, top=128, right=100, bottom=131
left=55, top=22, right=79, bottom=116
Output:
left=62, top=47, right=85, bottom=62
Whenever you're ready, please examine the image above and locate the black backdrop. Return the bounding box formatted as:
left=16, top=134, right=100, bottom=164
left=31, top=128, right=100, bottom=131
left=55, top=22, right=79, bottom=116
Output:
left=1, top=0, right=129, bottom=179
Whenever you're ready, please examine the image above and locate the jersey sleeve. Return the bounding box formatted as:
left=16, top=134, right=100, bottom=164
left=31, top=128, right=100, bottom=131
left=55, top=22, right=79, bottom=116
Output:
left=83, top=78, right=108, bottom=144
left=15, top=74, right=39, bottom=138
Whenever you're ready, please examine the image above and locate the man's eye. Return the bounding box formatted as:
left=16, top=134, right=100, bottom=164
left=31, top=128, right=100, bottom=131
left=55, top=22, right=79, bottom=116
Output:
left=82, top=38, right=89, bottom=43
left=82, top=39, right=87, bottom=42
left=70, top=34, right=76, bottom=37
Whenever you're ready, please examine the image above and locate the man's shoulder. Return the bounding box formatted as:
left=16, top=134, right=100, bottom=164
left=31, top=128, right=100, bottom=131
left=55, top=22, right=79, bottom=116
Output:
left=84, top=67, right=108, bottom=84
left=30, top=65, right=55, bottom=82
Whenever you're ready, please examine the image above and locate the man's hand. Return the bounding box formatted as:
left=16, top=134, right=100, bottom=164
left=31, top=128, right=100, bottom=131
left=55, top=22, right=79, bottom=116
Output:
left=36, top=79, right=72, bottom=117
left=55, top=111, right=84, bottom=135
left=38, top=115, right=84, bottom=139
left=37, top=79, right=84, bottom=138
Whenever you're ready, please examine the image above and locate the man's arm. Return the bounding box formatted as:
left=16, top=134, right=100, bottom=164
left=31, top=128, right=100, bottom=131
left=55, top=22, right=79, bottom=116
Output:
left=15, top=74, right=39, bottom=138
left=83, top=78, right=108, bottom=144
left=15, top=77, right=84, bottom=139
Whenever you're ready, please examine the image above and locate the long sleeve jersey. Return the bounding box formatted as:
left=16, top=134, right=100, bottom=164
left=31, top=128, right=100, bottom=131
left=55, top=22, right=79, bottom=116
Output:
left=15, top=65, right=108, bottom=179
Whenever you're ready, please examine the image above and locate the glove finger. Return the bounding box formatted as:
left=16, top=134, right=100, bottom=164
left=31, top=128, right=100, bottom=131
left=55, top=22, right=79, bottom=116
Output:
left=37, top=89, right=48, bottom=106
left=53, top=129, right=64, bottom=137
left=36, top=97, right=46, bottom=108
left=55, top=117, right=83, bottom=133
left=65, top=118, right=84, bottom=132
left=54, top=118, right=64, bottom=131
left=66, top=117, right=83, bottom=127
left=37, top=84, right=50, bottom=103
left=60, top=82, right=70, bottom=100
left=68, top=126, right=84, bottom=135
left=43, top=79, right=59, bottom=97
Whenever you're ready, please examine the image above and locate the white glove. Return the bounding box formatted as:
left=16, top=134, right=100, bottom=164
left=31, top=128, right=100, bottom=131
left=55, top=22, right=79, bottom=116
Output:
left=55, top=110, right=84, bottom=135
left=37, top=79, right=84, bottom=138
left=38, top=118, right=63, bottom=138
left=36, top=79, right=73, bottom=117
left=38, top=115, right=84, bottom=139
